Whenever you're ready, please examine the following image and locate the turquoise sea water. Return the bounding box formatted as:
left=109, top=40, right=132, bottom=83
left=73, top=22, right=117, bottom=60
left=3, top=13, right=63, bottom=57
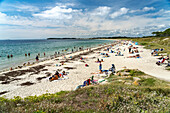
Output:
left=0, top=39, right=112, bottom=70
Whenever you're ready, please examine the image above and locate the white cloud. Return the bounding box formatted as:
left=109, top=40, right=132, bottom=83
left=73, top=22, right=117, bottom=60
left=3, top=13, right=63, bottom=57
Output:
left=0, top=12, right=6, bottom=18
left=33, top=5, right=80, bottom=19
left=142, top=7, right=155, bottom=11
left=91, top=6, right=111, bottom=16
left=130, top=7, right=155, bottom=13
left=15, top=5, right=39, bottom=12
left=0, top=4, right=170, bottom=39
left=110, top=7, right=129, bottom=18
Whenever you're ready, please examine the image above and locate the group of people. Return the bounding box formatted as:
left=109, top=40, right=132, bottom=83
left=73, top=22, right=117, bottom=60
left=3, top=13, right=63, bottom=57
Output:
left=156, top=55, right=169, bottom=66
left=49, top=71, right=67, bottom=81
left=25, top=53, right=31, bottom=57
left=151, top=48, right=164, bottom=56
left=7, top=54, right=13, bottom=58
left=128, top=45, right=139, bottom=54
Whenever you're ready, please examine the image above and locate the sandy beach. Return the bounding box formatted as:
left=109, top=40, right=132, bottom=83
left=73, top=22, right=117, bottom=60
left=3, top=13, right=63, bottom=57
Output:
left=0, top=40, right=170, bottom=98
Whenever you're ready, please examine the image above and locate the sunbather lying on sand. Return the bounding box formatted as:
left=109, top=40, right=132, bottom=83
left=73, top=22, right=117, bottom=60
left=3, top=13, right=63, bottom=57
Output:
left=49, top=71, right=67, bottom=81
left=165, top=55, right=169, bottom=60
left=157, top=55, right=164, bottom=60
left=156, top=58, right=165, bottom=66
left=127, top=54, right=141, bottom=58
left=104, top=53, right=110, bottom=57
left=49, top=71, right=59, bottom=81
left=115, top=51, right=123, bottom=56
left=95, top=58, right=104, bottom=63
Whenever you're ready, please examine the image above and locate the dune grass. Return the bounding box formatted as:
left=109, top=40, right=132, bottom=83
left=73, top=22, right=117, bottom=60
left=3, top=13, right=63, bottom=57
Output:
left=0, top=69, right=169, bottom=113
left=130, top=37, right=170, bottom=55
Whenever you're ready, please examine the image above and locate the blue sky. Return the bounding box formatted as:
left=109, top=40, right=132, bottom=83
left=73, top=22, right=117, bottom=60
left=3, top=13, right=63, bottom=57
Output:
left=0, top=0, right=170, bottom=39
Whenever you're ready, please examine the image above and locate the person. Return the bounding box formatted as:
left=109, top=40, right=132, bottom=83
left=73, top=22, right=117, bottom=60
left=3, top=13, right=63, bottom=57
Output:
left=158, top=55, right=164, bottom=60
left=36, top=55, right=39, bottom=61
left=28, top=53, right=30, bottom=56
left=165, top=55, right=169, bottom=60
left=106, top=53, right=109, bottom=57
left=127, top=54, right=141, bottom=58
left=7, top=55, right=10, bottom=58
left=115, top=51, right=123, bottom=56
left=49, top=71, right=59, bottom=81
left=44, top=52, right=46, bottom=56
left=25, top=53, right=27, bottom=57
left=99, top=62, right=102, bottom=73
left=58, top=71, right=67, bottom=78
left=110, top=64, right=116, bottom=74
left=85, top=64, right=89, bottom=67
left=27, top=62, right=30, bottom=65
left=95, top=58, right=100, bottom=63
left=128, top=47, right=131, bottom=53
left=156, top=58, right=165, bottom=66
left=136, top=54, right=140, bottom=58
left=11, top=54, right=13, bottom=58
left=151, top=49, right=154, bottom=55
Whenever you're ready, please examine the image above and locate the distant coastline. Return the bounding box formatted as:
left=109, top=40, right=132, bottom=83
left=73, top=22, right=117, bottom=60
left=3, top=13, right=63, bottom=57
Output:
left=47, top=38, right=77, bottom=40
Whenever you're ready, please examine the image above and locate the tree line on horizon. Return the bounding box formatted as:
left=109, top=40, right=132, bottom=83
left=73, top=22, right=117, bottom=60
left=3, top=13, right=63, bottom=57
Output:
left=152, top=28, right=170, bottom=37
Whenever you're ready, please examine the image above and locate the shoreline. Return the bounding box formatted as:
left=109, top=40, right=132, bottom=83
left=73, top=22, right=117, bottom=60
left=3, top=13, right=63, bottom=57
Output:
left=0, top=40, right=170, bottom=99
left=0, top=40, right=112, bottom=74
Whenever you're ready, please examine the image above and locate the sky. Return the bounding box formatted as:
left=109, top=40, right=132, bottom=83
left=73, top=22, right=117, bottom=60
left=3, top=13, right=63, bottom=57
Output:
left=0, top=0, right=170, bottom=39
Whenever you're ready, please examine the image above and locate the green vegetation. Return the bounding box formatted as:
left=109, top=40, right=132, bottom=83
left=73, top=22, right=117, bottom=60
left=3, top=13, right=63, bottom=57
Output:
left=130, top=36, right=170, bottom=55
left=0, top=69, right=170, bottom=113
left=152, top=28, right=170, bottom=37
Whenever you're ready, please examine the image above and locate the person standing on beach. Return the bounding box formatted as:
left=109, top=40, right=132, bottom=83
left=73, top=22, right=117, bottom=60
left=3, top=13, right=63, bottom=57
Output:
left=36, top=55, right=39, bottom=61
left=128, top=47, right=131, bottom=53
left=99, top=62, right=102, bottom=73
left=28, top=53, right=30, bottom=56
left=44, top=52, right=45, bottom=56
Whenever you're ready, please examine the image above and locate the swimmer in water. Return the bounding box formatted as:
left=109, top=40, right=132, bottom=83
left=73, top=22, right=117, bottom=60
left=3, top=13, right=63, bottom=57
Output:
left=7, top=55, right=10, bottom=58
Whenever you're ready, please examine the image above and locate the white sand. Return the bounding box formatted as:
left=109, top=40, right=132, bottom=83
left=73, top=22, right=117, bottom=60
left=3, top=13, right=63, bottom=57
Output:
left=0, top=41, right=170, bottom=98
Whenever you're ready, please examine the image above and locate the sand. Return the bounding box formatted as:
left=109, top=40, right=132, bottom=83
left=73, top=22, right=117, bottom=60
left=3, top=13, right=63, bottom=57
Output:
left=0, top=40, right=170, bottom=98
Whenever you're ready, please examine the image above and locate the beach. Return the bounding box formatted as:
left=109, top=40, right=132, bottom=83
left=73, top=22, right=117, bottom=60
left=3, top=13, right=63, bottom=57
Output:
left=0, top=40, right=170, bottom=98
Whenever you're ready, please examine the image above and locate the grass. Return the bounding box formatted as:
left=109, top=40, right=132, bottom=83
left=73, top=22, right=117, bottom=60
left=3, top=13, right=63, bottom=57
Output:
left=165, top=67, right=170, bottom=71
left=0, top=69, right=170, bottom=113
left=129, top=36, right=170, bottom=55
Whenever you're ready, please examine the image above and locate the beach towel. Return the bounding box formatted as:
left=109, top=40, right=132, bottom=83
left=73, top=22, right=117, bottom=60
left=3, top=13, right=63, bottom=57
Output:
left=98, top=79, right=105, bottom=83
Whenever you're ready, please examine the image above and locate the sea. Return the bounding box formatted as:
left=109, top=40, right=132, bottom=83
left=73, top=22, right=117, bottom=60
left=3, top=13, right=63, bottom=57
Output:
left=0, top=39, right=112, bottom=71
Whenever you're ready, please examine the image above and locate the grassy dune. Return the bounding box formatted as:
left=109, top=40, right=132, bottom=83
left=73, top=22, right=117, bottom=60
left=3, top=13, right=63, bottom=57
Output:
left=131, top=37, right=170, bottom=55
left=0, top=69, right=170, bottom=113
